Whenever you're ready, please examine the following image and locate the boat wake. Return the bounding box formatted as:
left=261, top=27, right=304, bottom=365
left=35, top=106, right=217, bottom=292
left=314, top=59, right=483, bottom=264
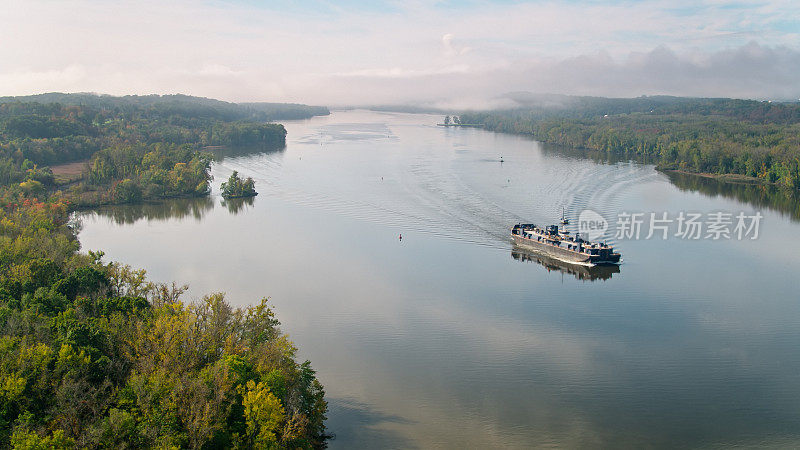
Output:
left=215, top=115, right=660, bottom=252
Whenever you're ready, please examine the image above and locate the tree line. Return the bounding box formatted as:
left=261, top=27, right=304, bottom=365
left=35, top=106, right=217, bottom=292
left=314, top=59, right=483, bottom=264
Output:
left=0, top=205, right=327, bottom=447
left=0, top=99, right=290, bottom=210
left=0, top=93, right=329, bottom=123
left=460, top=96, right=800, bottom=190
left=0, top=96, right=329, bottom=447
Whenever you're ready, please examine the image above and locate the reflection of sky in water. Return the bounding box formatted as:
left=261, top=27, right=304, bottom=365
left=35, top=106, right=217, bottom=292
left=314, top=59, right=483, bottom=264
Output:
left=296, top=121, right=396, bottom=144
left=78, top=111, right=800, bottom=448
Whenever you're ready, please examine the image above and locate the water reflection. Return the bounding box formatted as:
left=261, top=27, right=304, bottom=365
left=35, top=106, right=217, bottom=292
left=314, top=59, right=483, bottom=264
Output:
left=540, top=143, right=800, bottom=222
left=88, top=196, right=214, bottom=225
left=511, top=249, right=620, bottom=281
left=539, top=143, right=628, bottom=165
left=207, top=142, right=286, bottom=161
left=664, top=170, right=800, bottom=221
left=326, top=398, right=417, bottom=449
left=221, top=196, right=255, bottom=214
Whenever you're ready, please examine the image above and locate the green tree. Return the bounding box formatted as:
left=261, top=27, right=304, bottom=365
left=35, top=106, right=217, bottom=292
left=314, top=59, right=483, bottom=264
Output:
left=112, top=179, right=142, bottom=203
left=242, top=380, right=285, bottom=448
left=220, top=171, right=257, bottom=199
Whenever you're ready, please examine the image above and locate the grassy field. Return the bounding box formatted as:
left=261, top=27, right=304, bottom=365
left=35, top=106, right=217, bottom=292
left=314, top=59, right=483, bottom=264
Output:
left=50, top=160, right=87, bottom=185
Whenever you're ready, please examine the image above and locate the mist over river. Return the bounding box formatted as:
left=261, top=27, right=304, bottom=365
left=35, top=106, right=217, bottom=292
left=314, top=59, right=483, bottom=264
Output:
left=78, top=110, right=800, bottom=448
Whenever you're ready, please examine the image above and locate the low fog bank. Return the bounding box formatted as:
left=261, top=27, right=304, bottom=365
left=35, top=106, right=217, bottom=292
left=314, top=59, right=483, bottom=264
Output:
left=329, top=42, right=800, bottom=111
left=3, top=42, right=799, bottom=112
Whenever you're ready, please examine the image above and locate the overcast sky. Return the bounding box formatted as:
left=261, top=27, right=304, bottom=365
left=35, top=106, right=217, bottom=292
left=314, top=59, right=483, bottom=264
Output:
left=2, top=0, right=799, bottom=107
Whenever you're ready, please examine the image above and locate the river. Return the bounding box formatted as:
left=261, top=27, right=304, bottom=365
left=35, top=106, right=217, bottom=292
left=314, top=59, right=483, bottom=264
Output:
left=77, top=110, right=800, bottom=448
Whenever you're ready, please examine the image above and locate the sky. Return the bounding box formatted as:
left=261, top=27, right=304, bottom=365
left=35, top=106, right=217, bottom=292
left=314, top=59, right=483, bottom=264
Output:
left=2, top=0, right=799, bottom=108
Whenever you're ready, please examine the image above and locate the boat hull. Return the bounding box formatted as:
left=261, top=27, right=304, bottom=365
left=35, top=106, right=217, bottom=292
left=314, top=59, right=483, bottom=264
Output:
left=512, top=234, right=620, bottom=266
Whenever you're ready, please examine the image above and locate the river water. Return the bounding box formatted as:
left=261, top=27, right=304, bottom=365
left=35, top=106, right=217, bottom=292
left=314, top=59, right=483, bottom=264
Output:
left=77, top=110, right=800, bottom=448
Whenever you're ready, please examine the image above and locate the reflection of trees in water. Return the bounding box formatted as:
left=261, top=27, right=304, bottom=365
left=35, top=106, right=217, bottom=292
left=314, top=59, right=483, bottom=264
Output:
left=91, top=196, right=215, bottom=225
left=511, top=249, right=620, bottom=281
left=665, top=171, right=800, bottom=222
left=221, top=196, right=255, bottom=215
left=88, top=190, right=261, bottom=225
left=539, top=143, right=628, bottom=165
left=208, top=142, right=286, bottom=162
left=540, top=143, right=800, bottom=221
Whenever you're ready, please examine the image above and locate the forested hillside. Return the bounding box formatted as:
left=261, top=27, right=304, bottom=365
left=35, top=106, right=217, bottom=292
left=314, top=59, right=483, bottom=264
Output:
left=239, top=102, right=330, bottom=120
left=460, top=96, right=800, bottom=190
left=0, top=96, right=329, bottom=448
left=0, top=93, right=329, bottom=122
left=0, top=97, right=289, bottom=208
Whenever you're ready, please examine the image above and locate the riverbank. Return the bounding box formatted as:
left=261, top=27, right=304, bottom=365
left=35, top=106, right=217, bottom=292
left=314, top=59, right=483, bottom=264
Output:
left=459, top=103, right=800, bottom=191
left=0, top=96, right=328, bottom=447
left=657, top=168, right=771, bottom=185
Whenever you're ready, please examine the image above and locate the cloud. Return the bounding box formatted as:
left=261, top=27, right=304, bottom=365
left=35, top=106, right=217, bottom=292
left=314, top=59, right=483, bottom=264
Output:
left=442, top=33, right=471, bottom=58
left=0, top=65, right=88, bottom=94
left=0, top=0, right=798, bottom=106
left=333, top=65, right=471, bottom=78
left=529, top=42, right=800, bottom=100
left=197, top=64, right=243, bottom=78
left=319, top=42, right=800, bottom=108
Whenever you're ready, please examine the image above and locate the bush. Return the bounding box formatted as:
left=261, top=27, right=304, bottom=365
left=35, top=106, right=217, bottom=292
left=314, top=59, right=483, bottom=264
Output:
left=111, top=179, right=142, bottom=204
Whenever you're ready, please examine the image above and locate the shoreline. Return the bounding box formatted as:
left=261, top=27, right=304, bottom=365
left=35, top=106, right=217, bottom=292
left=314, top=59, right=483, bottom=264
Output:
left=657, top=168, right=773, bottom=186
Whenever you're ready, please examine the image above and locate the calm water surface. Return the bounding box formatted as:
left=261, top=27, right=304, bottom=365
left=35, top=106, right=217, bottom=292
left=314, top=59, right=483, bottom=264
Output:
left=78, top=111, right=800, bottom=448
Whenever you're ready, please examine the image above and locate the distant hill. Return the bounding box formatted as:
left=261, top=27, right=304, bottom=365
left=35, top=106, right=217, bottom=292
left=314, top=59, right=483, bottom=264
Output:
left=0, top=93, right=293, bottom=173
left=490, top=92, right=800, bottom=124
left=0, top=93, right=329, bottom=122
left=239, top=102, right=329, bottom=120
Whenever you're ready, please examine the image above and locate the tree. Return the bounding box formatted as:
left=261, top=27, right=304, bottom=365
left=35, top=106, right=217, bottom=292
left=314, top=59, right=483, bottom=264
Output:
left=241, top=380, right=285, bottom=447
left=112, top=179, right=142, bottom=203
left=220, top=171, right=257, bottom=199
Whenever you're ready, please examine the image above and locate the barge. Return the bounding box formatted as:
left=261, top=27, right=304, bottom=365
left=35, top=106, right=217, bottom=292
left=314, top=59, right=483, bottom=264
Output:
left=511, top=223, right=621, bottom=266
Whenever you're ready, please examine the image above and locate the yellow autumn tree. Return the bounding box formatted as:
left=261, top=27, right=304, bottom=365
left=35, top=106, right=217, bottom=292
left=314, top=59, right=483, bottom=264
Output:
left=242, top=380, right=285, bottom=448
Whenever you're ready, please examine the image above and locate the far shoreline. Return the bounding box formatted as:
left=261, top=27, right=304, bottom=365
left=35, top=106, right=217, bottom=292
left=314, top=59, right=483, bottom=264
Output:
left=657, top=168, right=774, bottom=186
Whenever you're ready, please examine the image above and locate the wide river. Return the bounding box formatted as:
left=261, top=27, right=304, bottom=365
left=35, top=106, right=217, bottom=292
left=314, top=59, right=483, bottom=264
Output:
left=78, top=110, right=800, bottom=448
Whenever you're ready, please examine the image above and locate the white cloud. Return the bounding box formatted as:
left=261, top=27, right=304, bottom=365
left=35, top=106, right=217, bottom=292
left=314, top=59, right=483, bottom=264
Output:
left=197, top=64, right=243, bottom=78
left=333, top=65, right=472, bottom=78
left=0, top=65, right=88, bottom=94
left=442, top=33, right=471, bottom=58
left=0, top=0, right=798, bottom=106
